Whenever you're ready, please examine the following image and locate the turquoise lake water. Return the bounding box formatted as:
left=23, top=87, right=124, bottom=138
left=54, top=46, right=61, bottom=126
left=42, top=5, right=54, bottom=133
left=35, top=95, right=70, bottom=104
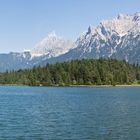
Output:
left=0, top=86, right=139, bottom=139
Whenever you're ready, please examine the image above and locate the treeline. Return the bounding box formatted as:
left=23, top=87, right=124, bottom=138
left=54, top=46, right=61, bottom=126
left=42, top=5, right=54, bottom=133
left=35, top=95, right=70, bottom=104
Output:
left=0, top=59, right=140, bottom=86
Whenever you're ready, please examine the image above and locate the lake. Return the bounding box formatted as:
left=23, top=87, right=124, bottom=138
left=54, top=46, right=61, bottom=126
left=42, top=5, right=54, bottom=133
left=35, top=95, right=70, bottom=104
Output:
left=0, top=86, right=139, bottom=139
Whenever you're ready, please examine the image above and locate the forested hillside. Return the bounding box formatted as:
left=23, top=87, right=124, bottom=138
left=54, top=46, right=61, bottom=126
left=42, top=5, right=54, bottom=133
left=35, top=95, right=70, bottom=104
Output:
left=0, top=59, right=140, bottom=86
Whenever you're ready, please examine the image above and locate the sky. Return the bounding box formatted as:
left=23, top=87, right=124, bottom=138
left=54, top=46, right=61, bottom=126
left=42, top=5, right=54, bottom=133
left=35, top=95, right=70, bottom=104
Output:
left=0, top=0, right=140, bottom=53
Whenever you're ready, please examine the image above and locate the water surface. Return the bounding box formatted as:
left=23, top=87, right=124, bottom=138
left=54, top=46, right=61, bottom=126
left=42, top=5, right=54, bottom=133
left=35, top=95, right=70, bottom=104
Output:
left=0, top=86, right=139, bottom=139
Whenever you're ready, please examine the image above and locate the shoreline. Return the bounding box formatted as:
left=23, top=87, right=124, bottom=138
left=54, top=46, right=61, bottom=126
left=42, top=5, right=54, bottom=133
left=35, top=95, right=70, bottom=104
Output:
left=0, top=84, right=140, bottom=87
left=66, top=84, right=140, bottom=88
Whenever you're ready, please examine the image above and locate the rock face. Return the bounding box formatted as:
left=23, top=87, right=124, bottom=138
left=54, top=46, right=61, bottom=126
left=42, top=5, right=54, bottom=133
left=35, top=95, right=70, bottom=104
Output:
left=0, top=12, right=140, bottom=71
left=31, top=32, right=76, bottom=58
left=57, top=12, right=140, bottom=63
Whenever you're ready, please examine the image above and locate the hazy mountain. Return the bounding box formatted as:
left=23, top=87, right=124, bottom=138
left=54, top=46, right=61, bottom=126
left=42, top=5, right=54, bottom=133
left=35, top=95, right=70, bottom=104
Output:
left=0, top=52, right=32, bottom=71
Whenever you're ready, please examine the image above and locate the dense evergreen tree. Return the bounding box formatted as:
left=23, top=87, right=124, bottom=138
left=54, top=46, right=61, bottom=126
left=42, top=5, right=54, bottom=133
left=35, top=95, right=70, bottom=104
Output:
left=0, top=59, right=139, bottom=86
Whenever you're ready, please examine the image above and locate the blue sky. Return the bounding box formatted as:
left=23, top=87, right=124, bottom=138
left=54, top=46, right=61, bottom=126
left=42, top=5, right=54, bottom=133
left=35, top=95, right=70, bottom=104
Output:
left=0, top=0, right=140, bottom=53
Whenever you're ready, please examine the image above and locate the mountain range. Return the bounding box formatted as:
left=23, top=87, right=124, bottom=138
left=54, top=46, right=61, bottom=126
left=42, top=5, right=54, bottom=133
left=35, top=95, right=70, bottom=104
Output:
left=0, top=12, right=140, bottom=71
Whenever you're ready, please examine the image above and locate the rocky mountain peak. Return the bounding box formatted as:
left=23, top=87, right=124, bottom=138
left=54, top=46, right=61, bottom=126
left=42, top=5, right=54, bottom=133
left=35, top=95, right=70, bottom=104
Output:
left=31, top=32, right=76, bottom=58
